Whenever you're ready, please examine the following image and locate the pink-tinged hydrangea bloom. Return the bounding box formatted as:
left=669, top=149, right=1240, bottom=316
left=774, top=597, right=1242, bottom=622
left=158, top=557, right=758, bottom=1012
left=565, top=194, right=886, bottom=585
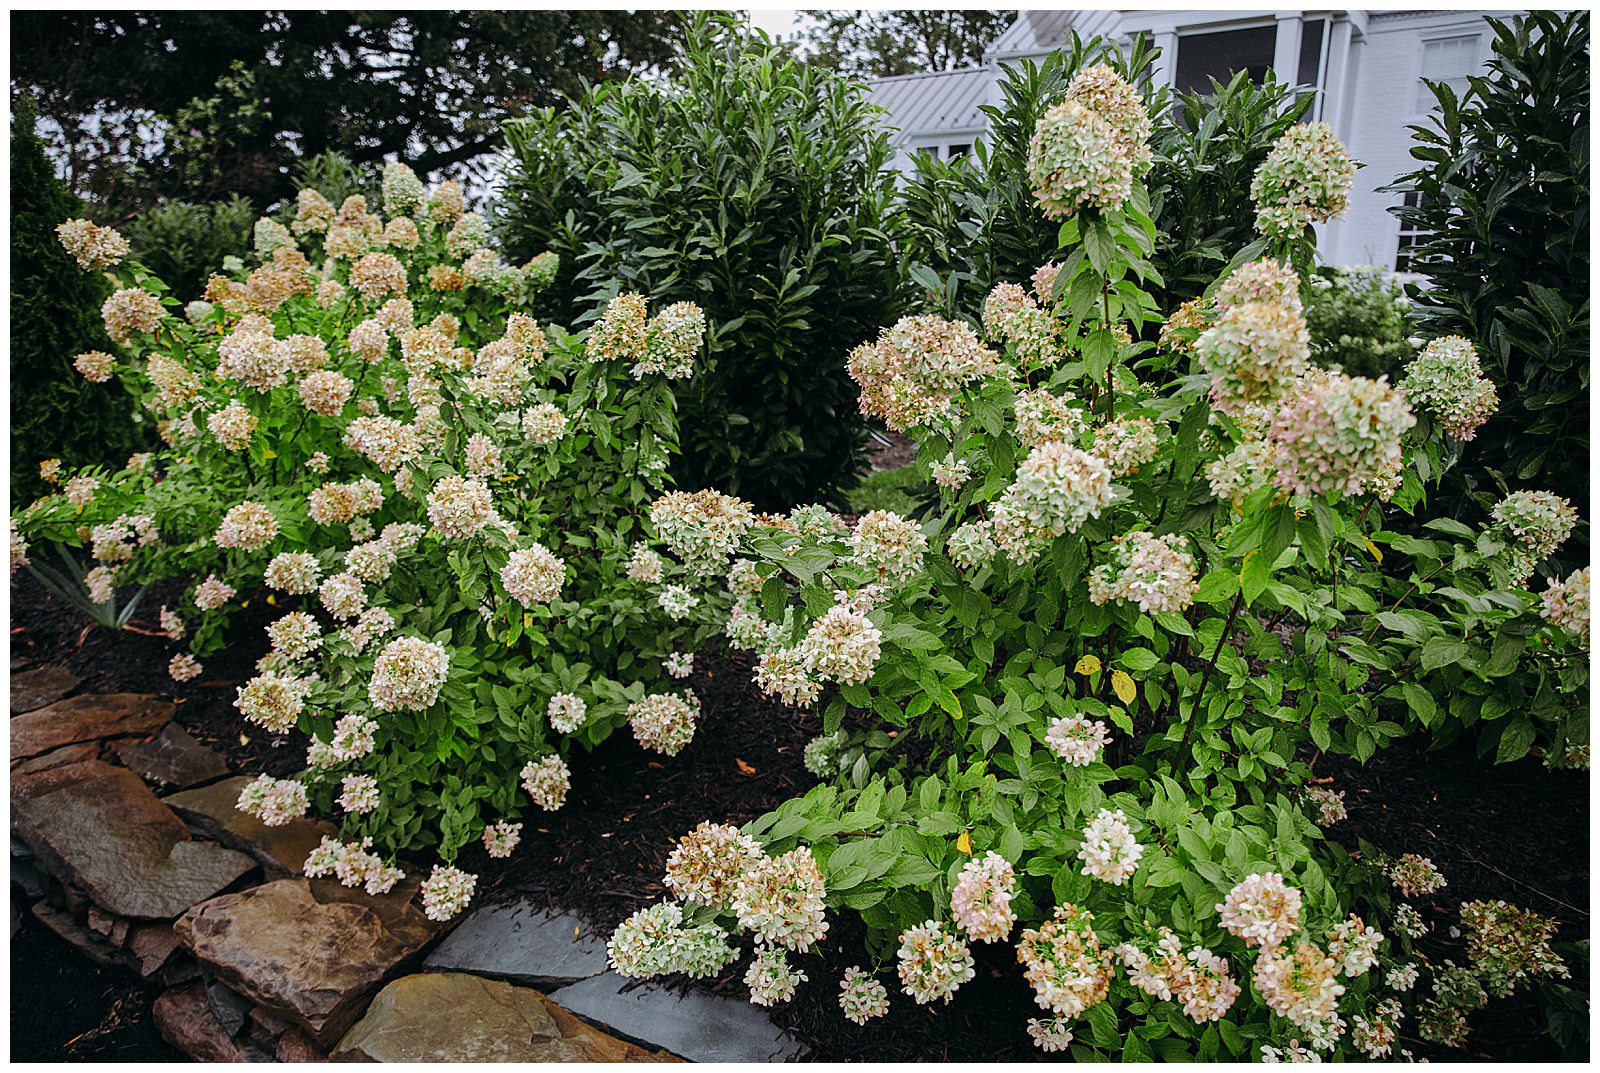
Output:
left=303, top=835, right=404, bottom=895
left=982, top=283, right=1060, bottom=367
left=1251, top=121, right=1355, bottom=238
left=102, top=287, right=164, bottom=344
left=193, top=575, right=236, bottom=611
left=265, top=552, right=321, bottom=597
left=1387, top=853, right=1446, bottom=898
left=483, top=821, right=522, bottom=859
left=236, top=774, right=309, bottom=827
left=234, top=672, right=311, bottom=734
left=547, top=693, right=587, bottom=734
left=1326, top=913, right=1385, bottom=977
left=664, top=821, right=764, bottom=909
left=1117, top=928, right=1240, bottom=1023
left=627, top=692, right=700, bottom=756
left=732, top=846, right=829, bottom=952
left=1459, top=899, right=1569, bottom=997
left=207, top=401, right=258, bottom=451
left=1196, top=300, right=1310, bottom=417
left=951, top=851, right=1017, bottom=943
left=838, top=966, right=890, bottom=1024
left=522, top=403, right=569, bottom=444
left=1093, top=416, right=1159, bottom=476
left=267, top=611, right=322, bottom=660
left=520, top=755, right=571, bottom=811
left=1217, top=872, right=1303, bottom=949
left=1253, top=940, right=1346, bottom=1029
left=799, top=604, right=883, bottom=684
left=57, top=218, right=129, bottom=269
left=1016, top=904, right=1114, bottom=1017
left=338, top=773, right=381, bottom=814
left=426, top=475, right=494, bottom=539
left=169, top=653, right=203, bottom=682
left=848, top=315, right=1001, bottom=432
left=215, top=501, right=279, bottom=551
left=745, top=946, right=807, bottom=1006
left=650, top=490, right=755, bottom=575
left=1088, top=530, right=1198, bottom=614
left=1351, top=998, right=1403, bottom=1059
left=1217, top=259, right=1303, bottom=314
left=1267, top=370, right=1414, bottom=498
left=73, top=350, right=116, bottom=382
left=1013, top=388, right=1087, bottom=448
left=420, top=863, right=476, bottom=921
left=1028, top=1018, right=1075, bottom=1052
left=1492, top=490, right=1578, bottom=583
left=1401, top=336, right=1498, bottom=440
left=369, top=636, right=450, bottom=712
left=1003, top=442, right=1114, bottom=540
left=298, top=369, right=354, bottom=416
left=897, top=920, right=975, bottom=1004
left=501, top=544, right=566, bottom=604
left=1027, top=100, right=1137, bottom=218
left=1046, top=713, right=1112, bottom=766
left=1540, top=566, right=1589, bottom=647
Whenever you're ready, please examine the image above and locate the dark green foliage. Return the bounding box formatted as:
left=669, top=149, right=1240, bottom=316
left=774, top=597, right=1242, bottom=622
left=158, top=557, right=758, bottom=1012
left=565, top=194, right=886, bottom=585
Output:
left=899, top=39, right=1305, bottom=323
left=1147, top=73, right=1312, bottom=307
left=9, top=97, right=146, bottom=506
left=1388, top=12, right=1590, bottom=529
left=122, top=195, right=255, bottom=302
left=791, top=10, right=1014, bottom=77
left=1303, top=266, right=1413, bottom=381
left=498, top=13, right=906, bottom=510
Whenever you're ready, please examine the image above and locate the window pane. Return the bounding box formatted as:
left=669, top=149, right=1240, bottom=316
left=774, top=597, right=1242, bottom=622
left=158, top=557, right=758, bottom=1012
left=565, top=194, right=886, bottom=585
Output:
left=1297, top=19, right=1326, bottom=87
left=1174, top=26, right=1278, bottom=96
left=1416, top=36, right=1479, bottom=110
left=947, top=144, right=970, bottom=160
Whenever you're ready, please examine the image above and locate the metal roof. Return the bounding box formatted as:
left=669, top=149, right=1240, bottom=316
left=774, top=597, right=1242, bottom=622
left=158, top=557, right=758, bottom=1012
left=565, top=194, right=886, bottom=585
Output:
left=987, top=10, right=1103, bottom=59
left=864, top=66, right=993, bottom=141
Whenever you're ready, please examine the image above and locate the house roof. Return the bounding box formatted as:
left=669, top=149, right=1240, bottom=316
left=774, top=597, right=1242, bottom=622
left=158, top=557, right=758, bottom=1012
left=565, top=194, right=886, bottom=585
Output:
left=863, top=66, right=993, bottom=140
left=986, top=10, right=1116, bottom=59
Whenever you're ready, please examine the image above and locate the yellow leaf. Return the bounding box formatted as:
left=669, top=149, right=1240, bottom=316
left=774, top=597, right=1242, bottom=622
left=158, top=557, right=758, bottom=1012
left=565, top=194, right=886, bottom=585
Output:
left=265, top=593, right=276, bottom=606
left=523, top=612, right=535, bottom=631
left=241, top=599, right=250, bottom=608
left=1240, top=548, right=1258, bottom=577
left=735, top=758, right=757, bottom=776
left=263, top=449, right=277, bottom=459
left=1110, top=669, right=1137, bottom=706
left=956, top=830, right=973, bottom=855
left=1363, top=538, right=1383, bottom=563
left=1074, top=654, right=1102, bottom=676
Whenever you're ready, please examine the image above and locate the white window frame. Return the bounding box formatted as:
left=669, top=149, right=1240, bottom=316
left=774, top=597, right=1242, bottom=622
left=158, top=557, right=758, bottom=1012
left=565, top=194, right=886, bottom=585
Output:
left=1413, top=32, right=1485, bottom=117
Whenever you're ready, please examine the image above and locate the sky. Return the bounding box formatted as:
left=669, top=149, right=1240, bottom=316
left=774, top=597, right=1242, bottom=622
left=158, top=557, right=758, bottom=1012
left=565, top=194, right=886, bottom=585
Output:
left=744, top=10, right=804, bottom=40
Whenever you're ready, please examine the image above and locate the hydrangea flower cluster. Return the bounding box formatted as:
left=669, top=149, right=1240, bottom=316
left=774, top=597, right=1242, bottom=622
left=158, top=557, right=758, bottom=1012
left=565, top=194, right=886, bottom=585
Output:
left=520, top=755, right=571, bottom=811
left=302, top=836, right=404, bottom=895
left=236, top=774, right=309, bottom=826
left=1195, top=285, right=1309, bottom=417
left=1386, top=853, right=1446, bottom=898
left=1027, top=65, right=1151, bottom=218
left=838, top=966, right=891, bottom=1024
left=338, top=773, right=381, bottom=814
left=950, top=851, right=1017, bottom=943
left=501, top=544, right=566, bottom=604
left=1350, top=998, right=1403, bottom=1059
left=1459, top=899, right=1569, bottom=997
left=627, top=692, right=701, bottom=756
left=997, top=441, right=1114, bottom=553
left=1325, top=913, right=1384, bottom=977
left=982, top=282, right=1060, bottom=368
left=215, top=501, right=280, bottom=551
left=896, top=920, right=976, bottom=1005
left=1217, top=872, right=1303, bottom=949
left=56, top=218, right=130, bottom=269
left=1077, top=807, right=1143, bottom=884
left=1251, top=121, right=1355, bottom=238
left=1013, top=388, right=1087, bottom=448
left=1491, top=490, right=1578, bottom=582
left=547, top=693, right=587, bottom=734
left=482, top=821, right=522, bottom=859
left=1027, top=1018, right=1075, bottom=1052
left=1303, top=785, right=1347, bottom=826
left=234, top=671, right=311, bottom=734
left=608, top=902, right=739, bottom=979
left=1016, top=903, right=1114, bottom=1017
left=847, top=314, right=1001, bottom=432
left=744, top=946, right=806, bottom=1006
left=420, top=863, right=477, bottom=921
left=732, top=846, right=829, bottom=951
left=1540, top=566, right=1590, bottom=647
left=1400, top=336, right=1499, bottom=440
left=586, top=293, right=706, bottom=379
left=1266, top=370, right=1415, bottom=499
left=1087, top=530, right=1198, bottom=614
left=369, top=636, right=450, bottom=712
left=1117, top=928, right=1241, bottom=1023
left=664, top=821, right=765, bottom=909
left=650, top=490, right=755, bottom=575
left=849, top=510, right=927, bottom=585
left=1045, top=713, right=1113, bottom=766
left=1252, top=940, right=1346, bottom=1030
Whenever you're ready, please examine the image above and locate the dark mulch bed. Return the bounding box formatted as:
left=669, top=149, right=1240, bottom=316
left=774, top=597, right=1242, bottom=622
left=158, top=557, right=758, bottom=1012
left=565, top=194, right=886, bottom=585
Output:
left=10, top=567, right=1590, bottom=1062
left=11, top=570, right=299, bottom=777
left=9, top=907, right=183, bottom=1063
left=863, top=428, right=915, bottom=472
left=1325, top=738, right=1590, bottom=1062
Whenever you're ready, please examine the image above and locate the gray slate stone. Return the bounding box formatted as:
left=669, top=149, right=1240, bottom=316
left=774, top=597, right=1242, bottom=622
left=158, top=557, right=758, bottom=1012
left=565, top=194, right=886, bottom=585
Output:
left=116, top=723, right=229, bottom=789
left=10, top=664, right=82, bottom=714
left=424, top=899, right=609, bottom=986
left=550, top=972, right=806, bottom=1063
left=13, top=765, right=256, bottom=920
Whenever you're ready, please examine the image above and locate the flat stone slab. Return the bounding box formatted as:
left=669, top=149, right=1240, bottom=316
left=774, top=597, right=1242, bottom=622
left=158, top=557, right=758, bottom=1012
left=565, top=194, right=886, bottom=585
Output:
left=164, top=776, right=330, bottom=878
left=13, top=765, right=255, bottom=920
left=175, top=877, right=442, bottom=1047
left=11, top=693, right=173, bottom=763
left=153, top=981, right=270, bottom=1063
left=550, top=972, right=805, bottom=1063
left=424, top=899, right=609, bottom=986
left=117, top=723, right=229, bottom=790
left=31, top=902, right=134, bottom=970
left=10, top=664, right=82, bottom=714
left=334, top=972, right=677, bottom=1062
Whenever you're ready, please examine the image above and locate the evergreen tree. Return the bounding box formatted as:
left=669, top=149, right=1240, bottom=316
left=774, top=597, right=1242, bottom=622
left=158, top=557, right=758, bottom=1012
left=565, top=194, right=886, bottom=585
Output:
left=10, top=95, right=145, bottom=505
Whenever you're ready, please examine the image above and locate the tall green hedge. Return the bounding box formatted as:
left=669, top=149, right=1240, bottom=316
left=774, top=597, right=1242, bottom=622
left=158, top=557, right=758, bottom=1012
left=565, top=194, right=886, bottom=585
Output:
left=10, top=97, right=146, bottom=506
left=497, top=13, right=906, bottom=510
left=1389, top=12, right=1590, bottom=532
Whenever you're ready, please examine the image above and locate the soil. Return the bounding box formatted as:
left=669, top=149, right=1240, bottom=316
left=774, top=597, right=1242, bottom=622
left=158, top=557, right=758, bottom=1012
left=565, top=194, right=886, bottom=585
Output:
left=9, top=907, right=184, bottom=1063
left=863, top=428, right=915, bottom=472
left=9, top=569, right=1591, bottom=1062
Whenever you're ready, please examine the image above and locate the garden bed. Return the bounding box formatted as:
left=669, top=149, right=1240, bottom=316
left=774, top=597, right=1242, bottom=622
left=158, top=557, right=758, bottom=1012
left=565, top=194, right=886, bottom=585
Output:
left=13, top=569, right=1587, bottom=1062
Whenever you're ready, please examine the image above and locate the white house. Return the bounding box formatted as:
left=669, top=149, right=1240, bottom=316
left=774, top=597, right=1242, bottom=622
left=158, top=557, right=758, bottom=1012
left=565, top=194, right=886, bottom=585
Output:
left=866, top=9, right=1516, bottom=270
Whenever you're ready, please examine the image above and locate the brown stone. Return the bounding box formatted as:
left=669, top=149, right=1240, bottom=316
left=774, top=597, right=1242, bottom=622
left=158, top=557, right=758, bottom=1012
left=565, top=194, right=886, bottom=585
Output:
left=10, top=751, right=108, bottom=800
left=30, top=902, right=133, bottom=970
left=175, top=878, right=442, bottom=1046
left=276, top=1027, right=329, bottom=1063
left=164, top=776, right=332, bottom=878
left=128, top=923, right=184, bottom=976
left=13, top=765, right=256, bottom=919
left=10, top=664, right=82, bottom=714
left=87, top=905, right=130, bottom=947
left=153, top=982, right=248, bottom=1063
left=11, top=693, right=173, bottom=762
left=116, top=723, right=229, bottom=789
left=332, top=973, right=680, bottom=1063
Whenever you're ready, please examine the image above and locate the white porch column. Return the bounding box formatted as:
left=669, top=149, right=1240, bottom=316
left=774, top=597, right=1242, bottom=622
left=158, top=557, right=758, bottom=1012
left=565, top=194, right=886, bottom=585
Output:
left=1321, top=17, right=1357, bottom=140
left=1151, top=29, right=1179, bottom=90
left=1271, top=12, right=1304, bottom=87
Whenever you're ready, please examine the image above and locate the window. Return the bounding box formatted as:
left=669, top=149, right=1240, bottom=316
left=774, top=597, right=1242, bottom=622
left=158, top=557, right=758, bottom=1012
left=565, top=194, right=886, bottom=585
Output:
left=1416, top=35, right=1480, bottom=111
left=1173, top=25, right=1277, bottom=96
left=1394, top=191, right=1431, bottom=273
left=946, top=143, right=971, bottom=160
left=1296, top=18, right=1329, bottom=118
left=916, top=145, right=938, bottom=158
